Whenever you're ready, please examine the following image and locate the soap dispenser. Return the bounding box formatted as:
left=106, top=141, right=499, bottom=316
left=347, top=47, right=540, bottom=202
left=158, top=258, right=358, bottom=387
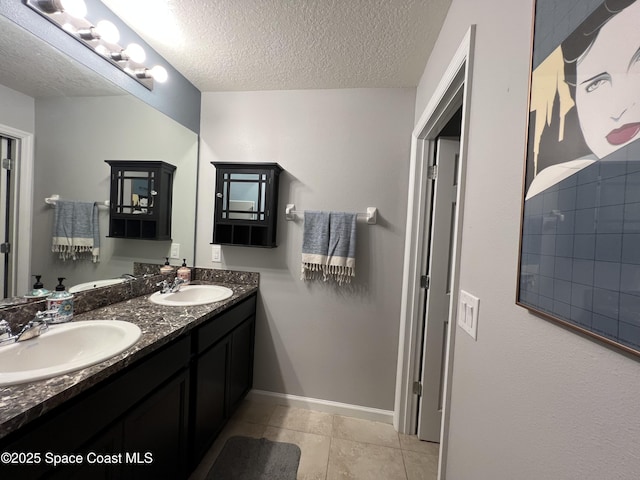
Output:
left=26, top=275, right=50, bottom=298
left=177, top=259, right=191, bottom=284
left=46, top=277, right=74, bottom=323
left=160, top=257, right=174, bottom=275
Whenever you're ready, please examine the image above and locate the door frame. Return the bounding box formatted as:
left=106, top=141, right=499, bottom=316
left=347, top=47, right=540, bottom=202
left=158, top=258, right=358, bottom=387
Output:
left=394, top=25, right=475, bottom=479
left=0, top=123, right=34, bottom=296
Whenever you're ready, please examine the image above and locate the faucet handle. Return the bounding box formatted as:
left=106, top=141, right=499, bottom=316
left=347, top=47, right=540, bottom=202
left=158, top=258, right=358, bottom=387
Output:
left=34, top=309, right=58, bottom=322
left=0, top=319, right=13, bottom=339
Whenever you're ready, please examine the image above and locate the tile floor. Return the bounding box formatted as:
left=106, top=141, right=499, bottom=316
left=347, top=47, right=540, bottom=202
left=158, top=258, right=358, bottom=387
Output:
left=189, top=400, right=439, bottom=480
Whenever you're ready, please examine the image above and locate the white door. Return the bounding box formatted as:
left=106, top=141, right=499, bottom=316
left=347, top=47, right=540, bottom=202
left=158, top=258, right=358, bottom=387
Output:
left=417, top=138, right=460, bottom=441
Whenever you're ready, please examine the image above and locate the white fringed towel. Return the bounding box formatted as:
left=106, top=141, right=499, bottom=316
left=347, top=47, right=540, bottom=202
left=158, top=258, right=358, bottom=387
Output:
left=52, top=200, right=100, bottom=262
left=302, top=211, right=356, bottom=285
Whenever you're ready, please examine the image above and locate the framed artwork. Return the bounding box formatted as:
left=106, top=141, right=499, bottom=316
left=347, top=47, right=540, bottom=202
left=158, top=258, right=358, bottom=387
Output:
left=517, top=0, right=640, bottom=356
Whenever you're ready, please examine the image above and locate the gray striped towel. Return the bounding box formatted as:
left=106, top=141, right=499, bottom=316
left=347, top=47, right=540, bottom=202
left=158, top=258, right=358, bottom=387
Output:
left=52, top=201, right=100, bottom=262
left=302, top=211, right=356, bottom=285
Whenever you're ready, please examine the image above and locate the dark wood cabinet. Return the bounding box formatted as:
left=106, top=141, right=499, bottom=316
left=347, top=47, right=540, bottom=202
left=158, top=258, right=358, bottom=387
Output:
left=191, top=295, right=256, bottom=469
left=211, top=162, right=282, bottom=247
left=105, top=160, right=176, bottom=240
left=0, top=294, right=256, bottom=480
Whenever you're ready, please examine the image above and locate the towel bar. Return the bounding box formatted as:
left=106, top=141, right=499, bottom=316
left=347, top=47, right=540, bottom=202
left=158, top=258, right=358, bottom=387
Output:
left=45, top=194, right=109, bottom=208
left=285, top=204, right=377, bottom=225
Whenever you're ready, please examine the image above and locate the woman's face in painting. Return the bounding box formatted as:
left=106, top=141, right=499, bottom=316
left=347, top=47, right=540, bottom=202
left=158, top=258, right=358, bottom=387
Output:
left=575, top=1, right=640, bottom=159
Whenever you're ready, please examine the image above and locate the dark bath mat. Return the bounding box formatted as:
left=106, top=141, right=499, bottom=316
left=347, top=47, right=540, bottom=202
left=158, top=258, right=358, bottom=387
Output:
left=206, top=436, right=301, bottom=480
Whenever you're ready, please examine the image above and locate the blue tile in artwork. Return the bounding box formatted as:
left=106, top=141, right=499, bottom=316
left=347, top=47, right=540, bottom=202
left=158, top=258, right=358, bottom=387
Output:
left=622, top=234, right=640, bottom=264
left=554, top=257, right=573, bottom=282
left=576, top=162, right=600, bottom=185
left=539, top=274, right=554, bottom=299
left=592, top=313, right=618, bottom=341
left=625, top=171, right=640, bottom=203
left=594, top=234, right=622, bottom=262
left=556, top=234, right=574, bottom=257
left=593, top=261, right=620, bottom=291
left=576, top=181, right=598, bottom=210
left=570, top=305, right=592, bottom=329
left=525, top=194, right=544, bottom=216
left=574, top=208, right=597, bottom=234
left=596, top=205, right=624, bottom=234
left=573, top=234, right=595, bottom=260
left=541, top=234, right=556, bottom=256
left=619, top=321, right=640, bottom=350
left=553, top=300, right=571, bottom=319
left=540, top=255, right=555, bottom=277
left=557, top=186, right=577, bottom=211
left=623, top=202, right=640, bottom=234
left=599, top=161, right=627, bottom=180
left=572, top=259, right=594, bottom=286
left=620, top=293, right=640, bottom=328
left=571, top=283, right=593, bottom=311
left=543, top=190, right=559, bottom=214
left=620, top=263, right=640, bottom=296
left=556, top=210, right=575, bottom=235
left=598, top=175, right=626, bottom=207
left=554, top=279, right=572, bottom=304
left=592, top=288, right=619, bottom=319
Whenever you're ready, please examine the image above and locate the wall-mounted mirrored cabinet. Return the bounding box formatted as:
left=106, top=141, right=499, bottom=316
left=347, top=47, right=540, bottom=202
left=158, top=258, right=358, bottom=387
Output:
left=105, top=160, right=176, bottom=240
left=211, top=162, right=283, bottom=248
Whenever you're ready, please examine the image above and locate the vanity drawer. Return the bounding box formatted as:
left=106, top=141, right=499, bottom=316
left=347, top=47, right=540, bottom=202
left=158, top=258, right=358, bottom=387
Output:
left=196, top=295, right=256, bottom=354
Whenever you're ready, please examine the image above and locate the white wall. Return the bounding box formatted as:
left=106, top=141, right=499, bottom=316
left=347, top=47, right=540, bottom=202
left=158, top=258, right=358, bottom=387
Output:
left=31, top=95, right=198, bottom=290
left=197, top=88, right=415, bottom=410
left=416, top=0, right=640, bottom=478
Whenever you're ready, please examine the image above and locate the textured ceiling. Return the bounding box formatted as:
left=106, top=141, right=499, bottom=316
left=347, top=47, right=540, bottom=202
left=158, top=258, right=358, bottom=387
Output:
left=101, top=0, right=452, bottom=92
left=0, top=16, right=123, bottom=98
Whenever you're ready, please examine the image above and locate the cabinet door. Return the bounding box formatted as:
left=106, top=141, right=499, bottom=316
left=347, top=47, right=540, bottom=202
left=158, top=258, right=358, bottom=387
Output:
left=121, top=370, right=190, bottom=479
left=192, top=338, right=229, bottom=466
left=228, top=316, right=256, bottom=413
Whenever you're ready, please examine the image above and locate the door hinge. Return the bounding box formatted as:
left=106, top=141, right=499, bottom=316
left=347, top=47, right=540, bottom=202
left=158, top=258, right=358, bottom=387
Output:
left=413, top=381, right=422, bottom=396
left=420, top=275, right=430, bottom=289
left=2, top=158, right=13, bottom=170
left=0, top=243, right=10, bottom=254
left=427, top=165, right=438, bottom=180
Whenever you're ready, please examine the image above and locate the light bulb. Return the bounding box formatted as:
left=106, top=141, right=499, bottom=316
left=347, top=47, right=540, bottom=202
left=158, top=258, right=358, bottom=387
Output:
left=125, top=43, right=146, bottom=63
left=150, top=65, right=168, bottom=83
left=60, top=0, right=87, bottom=18
left=96, top=20, right=119, bottom=44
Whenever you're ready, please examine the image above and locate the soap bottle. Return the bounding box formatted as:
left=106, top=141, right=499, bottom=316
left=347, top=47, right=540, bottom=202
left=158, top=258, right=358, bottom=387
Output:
left=46, top=277, right=74, bottom=323
left=27, top=275, right=50, bottom=298
left=177, top=259, right=191, bottom=284
left=160, top=257, right=174, bottom=275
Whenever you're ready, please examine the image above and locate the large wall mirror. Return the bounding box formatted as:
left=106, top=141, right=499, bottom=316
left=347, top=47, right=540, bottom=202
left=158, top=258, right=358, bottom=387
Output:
left=0, top=15, right=198, bottom=299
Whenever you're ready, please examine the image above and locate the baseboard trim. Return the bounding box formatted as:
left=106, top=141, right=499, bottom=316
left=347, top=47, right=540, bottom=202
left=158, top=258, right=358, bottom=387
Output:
left=247, top=389, right=394, bottom=425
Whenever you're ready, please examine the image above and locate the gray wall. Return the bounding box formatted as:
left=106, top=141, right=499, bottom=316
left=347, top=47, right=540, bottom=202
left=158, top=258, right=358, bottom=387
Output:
left=32, top=95, right=198, bottom=290
left=196, top=88, right=415, bottom=410
left=415, top=0, right=640, bottom=478
left=0, top=84, right=34, bottom=134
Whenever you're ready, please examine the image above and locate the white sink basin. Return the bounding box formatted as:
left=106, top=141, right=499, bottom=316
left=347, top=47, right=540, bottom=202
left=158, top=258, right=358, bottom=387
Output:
left=0, top=320, right=141, bottom=386
left=69, top=278, right=127, bottom=293
left=149, top=285, right=234, bottom=306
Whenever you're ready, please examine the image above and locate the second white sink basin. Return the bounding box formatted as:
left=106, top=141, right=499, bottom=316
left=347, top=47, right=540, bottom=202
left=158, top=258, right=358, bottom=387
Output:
left=69, top=278, right=127, bottom=293
left=149, top=285, right=234, bottom=306
left=0, top=320, right=141, bottom=386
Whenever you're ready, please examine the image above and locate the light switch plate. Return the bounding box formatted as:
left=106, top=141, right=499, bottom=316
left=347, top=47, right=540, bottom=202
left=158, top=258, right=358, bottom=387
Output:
left=211, top=244, right=222, bottom=263
left=458, top=290, right=479, bottom=340
left=170, top=243, right=180, bottom=259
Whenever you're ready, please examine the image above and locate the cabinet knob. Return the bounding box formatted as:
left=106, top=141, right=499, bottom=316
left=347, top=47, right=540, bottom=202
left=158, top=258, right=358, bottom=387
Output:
left=216, top=193, right=223, bottom=198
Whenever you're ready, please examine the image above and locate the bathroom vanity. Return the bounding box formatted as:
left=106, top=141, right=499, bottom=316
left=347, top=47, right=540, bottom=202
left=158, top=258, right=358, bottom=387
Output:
left=0, top=271, right=258, bottom=479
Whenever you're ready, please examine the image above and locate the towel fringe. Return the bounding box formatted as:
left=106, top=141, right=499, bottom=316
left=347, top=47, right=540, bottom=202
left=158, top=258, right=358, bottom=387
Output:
left=301, top=262, right=354, bottom=285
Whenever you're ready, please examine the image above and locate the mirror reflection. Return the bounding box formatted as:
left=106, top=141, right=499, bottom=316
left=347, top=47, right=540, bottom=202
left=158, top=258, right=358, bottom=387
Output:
left=0, top=16, right=198, bottom=300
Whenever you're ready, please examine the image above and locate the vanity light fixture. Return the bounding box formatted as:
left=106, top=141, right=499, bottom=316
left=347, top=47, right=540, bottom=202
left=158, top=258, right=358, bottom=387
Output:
left=26, top=0, right=168, bottom=90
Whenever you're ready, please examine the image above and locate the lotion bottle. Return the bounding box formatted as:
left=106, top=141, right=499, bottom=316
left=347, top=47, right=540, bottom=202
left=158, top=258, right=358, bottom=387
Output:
left=160, top=257, right=174, bottom=275
left=46, top=277, right=74, bottom=323
left=177, top=259, right=191, bottom=284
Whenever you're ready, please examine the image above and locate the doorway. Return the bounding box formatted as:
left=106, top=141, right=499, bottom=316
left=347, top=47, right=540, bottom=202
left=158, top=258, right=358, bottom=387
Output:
left=0, top=123, right=34, bottom=298
left=394, top=26, right=475, bottom=480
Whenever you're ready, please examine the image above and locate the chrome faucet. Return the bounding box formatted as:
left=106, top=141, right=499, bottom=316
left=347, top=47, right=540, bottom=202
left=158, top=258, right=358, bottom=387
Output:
left=156, top=277, right=186, bottom=294
left=0, top=310, right=57, bottom=346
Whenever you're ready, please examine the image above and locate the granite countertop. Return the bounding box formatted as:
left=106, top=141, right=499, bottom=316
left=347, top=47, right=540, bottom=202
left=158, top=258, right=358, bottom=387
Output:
left=0, top=280, right=258, bottom=441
